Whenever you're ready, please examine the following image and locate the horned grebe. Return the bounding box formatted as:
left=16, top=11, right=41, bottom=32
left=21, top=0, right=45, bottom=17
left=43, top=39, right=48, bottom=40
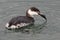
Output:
left=5, top=7, right=47, bottom=30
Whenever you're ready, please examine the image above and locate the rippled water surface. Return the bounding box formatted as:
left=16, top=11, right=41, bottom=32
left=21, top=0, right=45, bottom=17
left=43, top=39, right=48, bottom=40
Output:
left=0, top=0, right=60, bottom=40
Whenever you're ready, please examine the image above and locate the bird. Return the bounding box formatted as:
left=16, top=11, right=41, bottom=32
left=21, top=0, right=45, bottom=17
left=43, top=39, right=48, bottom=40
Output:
left=5, top=7, right=47, bottom=30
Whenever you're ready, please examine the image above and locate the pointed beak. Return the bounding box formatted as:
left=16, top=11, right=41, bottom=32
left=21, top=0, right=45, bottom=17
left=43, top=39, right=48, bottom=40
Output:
left=38, top=13, right=47, bottom=21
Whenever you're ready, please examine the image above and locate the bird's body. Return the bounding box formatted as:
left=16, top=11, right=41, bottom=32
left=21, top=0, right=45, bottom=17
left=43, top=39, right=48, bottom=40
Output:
left=6, top=16, right=34, bottom=29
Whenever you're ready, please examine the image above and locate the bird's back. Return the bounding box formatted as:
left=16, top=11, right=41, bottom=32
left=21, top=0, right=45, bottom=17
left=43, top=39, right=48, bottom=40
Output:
left=8, top=16, right=34, bottom=27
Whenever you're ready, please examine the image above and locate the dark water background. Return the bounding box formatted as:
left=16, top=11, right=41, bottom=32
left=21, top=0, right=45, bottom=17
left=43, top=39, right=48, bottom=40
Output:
left=0, top=0, right=60, bottom=40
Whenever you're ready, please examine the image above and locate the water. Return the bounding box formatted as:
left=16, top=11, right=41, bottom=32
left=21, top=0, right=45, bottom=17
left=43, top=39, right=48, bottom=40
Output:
left=0, top=0, right=60, bottom=40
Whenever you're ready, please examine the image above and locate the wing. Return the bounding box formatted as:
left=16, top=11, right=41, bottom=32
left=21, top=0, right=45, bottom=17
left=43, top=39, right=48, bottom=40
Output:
left=8, top=16, right=34, bottom=27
